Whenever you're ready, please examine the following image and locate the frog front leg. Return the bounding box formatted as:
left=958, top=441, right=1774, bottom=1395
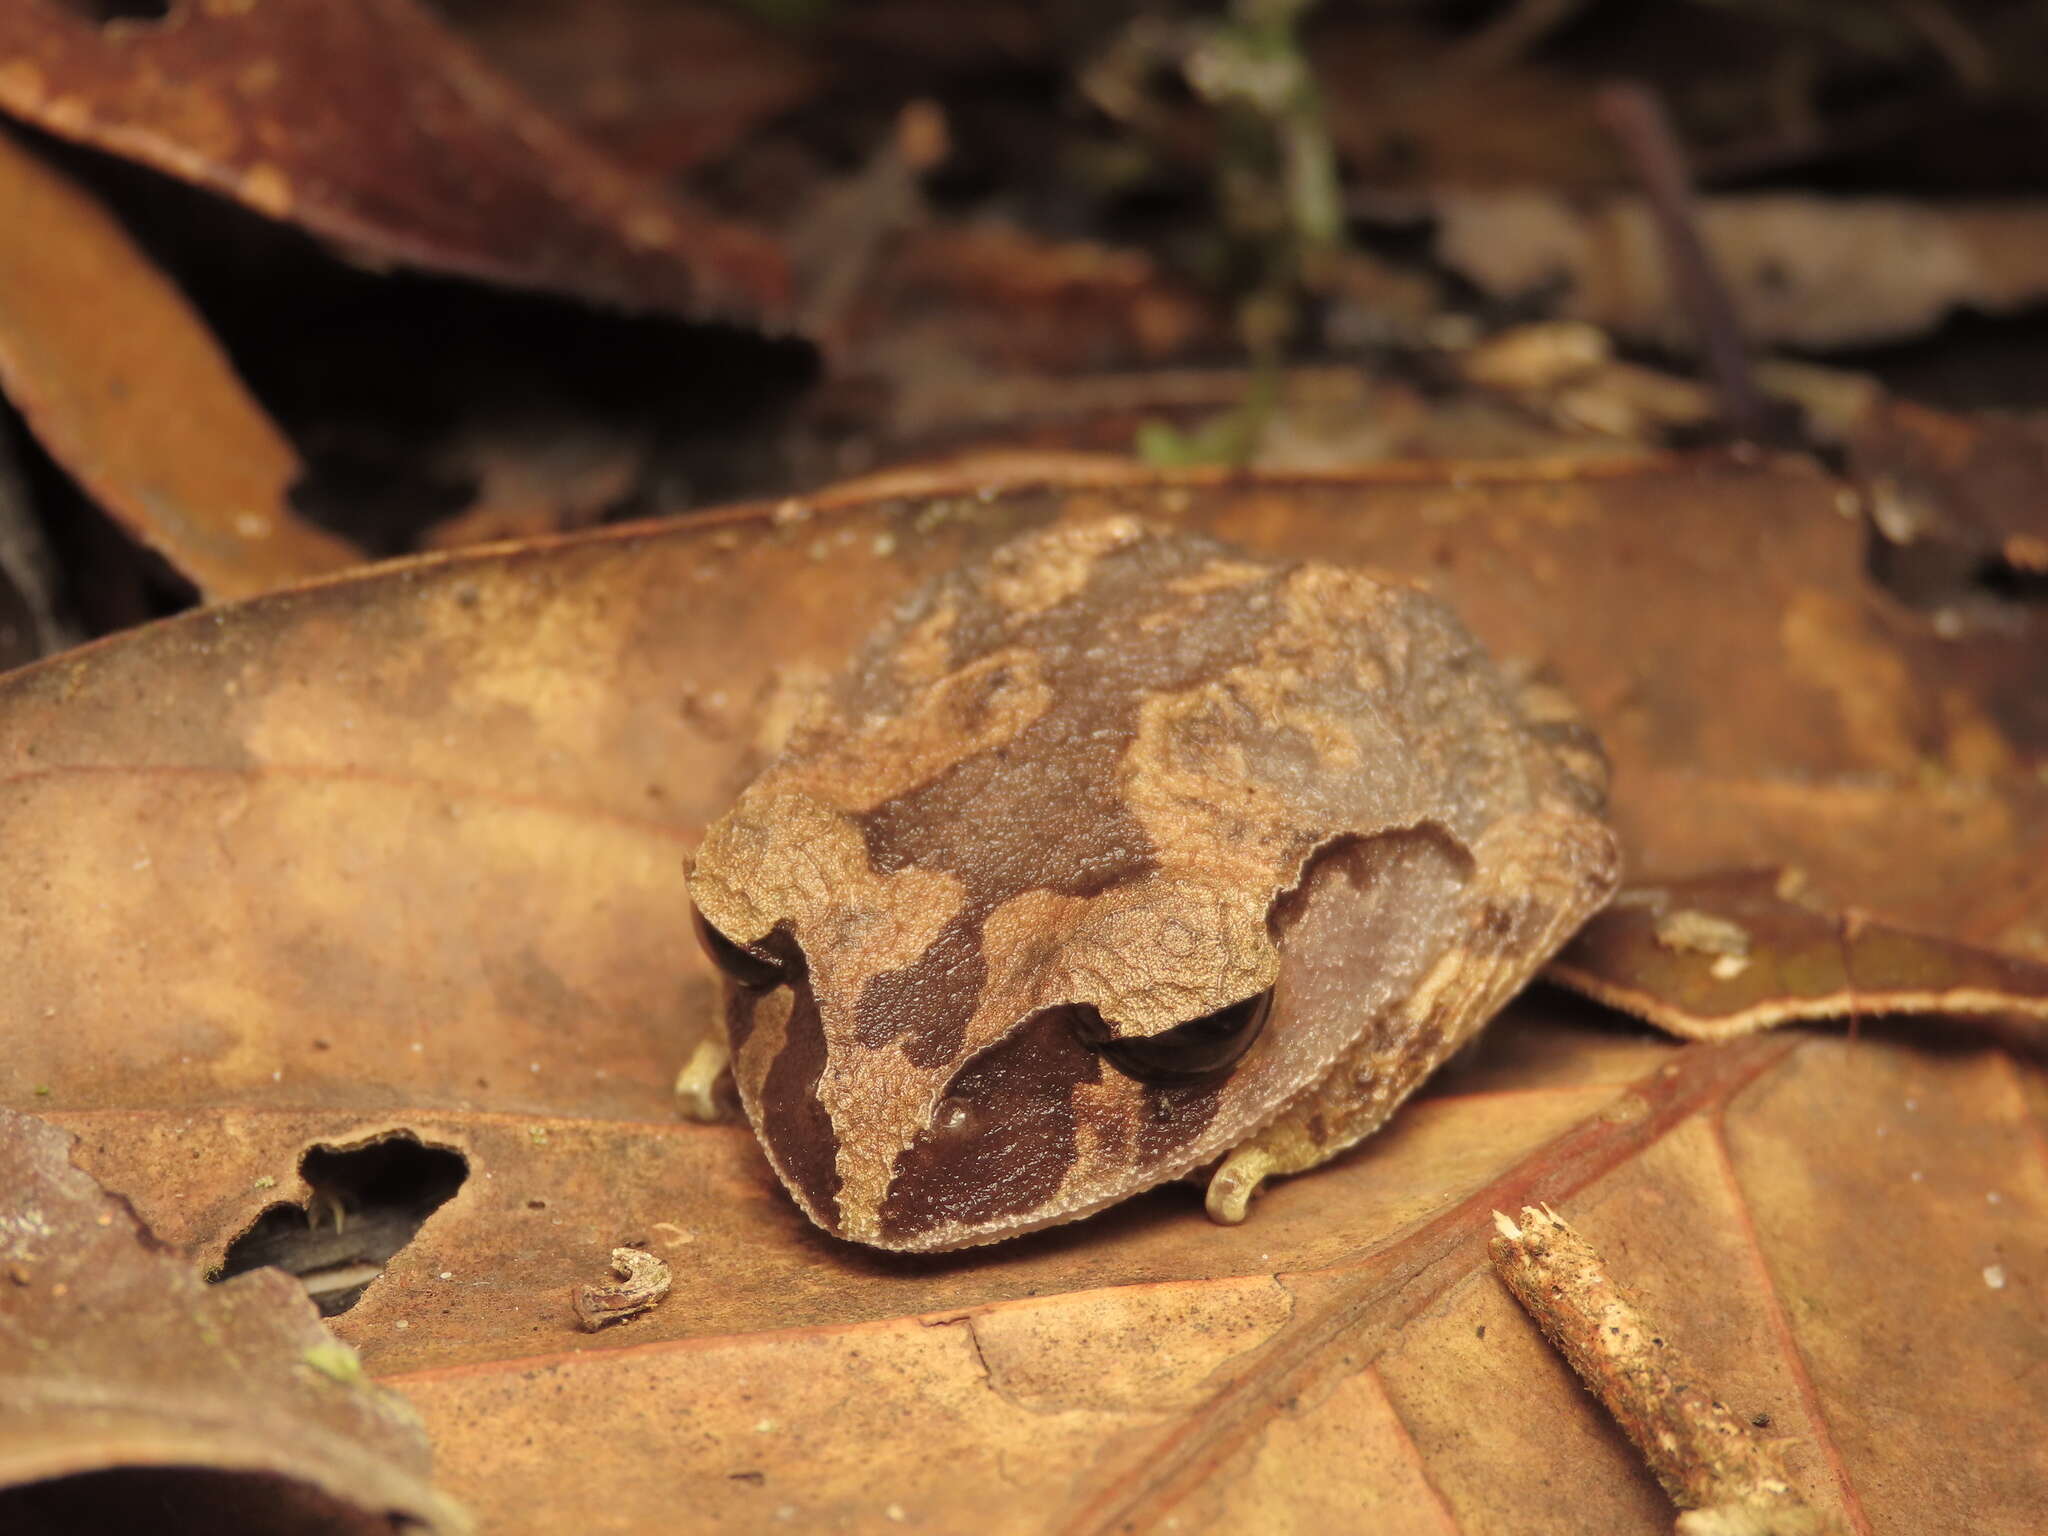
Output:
left=674, top=984, right=737, bottom=1123
left=1207, top=809, right=1619, bottom=1223
left=674, top=1033, right=732, bottom=1122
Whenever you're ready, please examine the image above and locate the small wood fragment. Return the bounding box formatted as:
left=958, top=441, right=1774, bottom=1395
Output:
left=574, top=1246, right=672, bottom=1331
left=1489, top=1205, right=1840, bottom=1536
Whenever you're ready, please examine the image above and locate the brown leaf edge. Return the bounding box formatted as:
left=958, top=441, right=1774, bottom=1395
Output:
left=1548, top=870, right=2048, bottom=1049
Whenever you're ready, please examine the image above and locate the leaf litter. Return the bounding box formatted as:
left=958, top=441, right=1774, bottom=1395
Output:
left=0, top=3, right=2044, bottom=1529
left=0, top=462, right=2040, bottom=1530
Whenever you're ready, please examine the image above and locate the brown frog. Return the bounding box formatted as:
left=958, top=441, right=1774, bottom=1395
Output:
left=683, top=516, right=1619, bottom=1252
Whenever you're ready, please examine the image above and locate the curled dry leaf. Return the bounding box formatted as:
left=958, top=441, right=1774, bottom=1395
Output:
left=0, top=1108, right=465, bottom=1533
left=0, top=127, right=362, bottom=601
left=1551, top=870, right=2048, bottom=1048
left=0, top=0, right=789, bottom=325
left=0, top=460, right=2041, bottom=1530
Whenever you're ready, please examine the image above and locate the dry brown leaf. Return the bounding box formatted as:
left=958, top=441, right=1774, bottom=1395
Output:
left=1552, top=870, right=2048, bottom=1047
left=0, top=0, right=789, bottom=325
left=799, top=218, right=1230, bottom=469
left=1319, top=21, right=1625, bottom=190
left=1417, top=191, right=2048, bottom=350
left=0, top=1107, right=465, bottom=1532
left=1, top=460, right=2042, bottom=1531
left=0, top=126, right=363, bottom=601
left=1847, top=398, right=2048, bottom=608
left=446, top=0, right=822, bottom=186
left=855, top=222, right=1222, bottom=377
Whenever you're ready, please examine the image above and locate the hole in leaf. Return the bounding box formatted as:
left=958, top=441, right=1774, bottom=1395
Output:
left=214, top=1133, right=467, bottom=1316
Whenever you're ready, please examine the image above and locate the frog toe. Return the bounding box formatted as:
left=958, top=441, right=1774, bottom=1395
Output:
left=1205, top=1146, right=1278, bottom=1224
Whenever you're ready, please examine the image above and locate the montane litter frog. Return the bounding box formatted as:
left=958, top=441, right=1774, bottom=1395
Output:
left=684, top=516, right=1619, bottom=1251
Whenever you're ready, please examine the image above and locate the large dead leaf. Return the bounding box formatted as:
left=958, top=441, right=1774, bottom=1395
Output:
left=0, top=1107, right=464, bottom=1532
left=1, top=460, right=2042, bottom=1530
left=0, top=0, right=788, bottom=324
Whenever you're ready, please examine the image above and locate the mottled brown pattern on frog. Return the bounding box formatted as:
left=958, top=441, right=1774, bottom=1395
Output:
left=688, top=517, right=1620, bottom=1250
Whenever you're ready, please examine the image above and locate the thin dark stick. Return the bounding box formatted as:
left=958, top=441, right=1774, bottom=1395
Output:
left=1597, top=82, right=1769, bottom=442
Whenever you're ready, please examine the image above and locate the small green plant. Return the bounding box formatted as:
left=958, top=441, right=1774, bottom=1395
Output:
left=1135, top=0, right=1341, bottom=466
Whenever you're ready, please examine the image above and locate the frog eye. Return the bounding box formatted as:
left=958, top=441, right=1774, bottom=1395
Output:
left=1073, top=990, right=1272, bottom=1083
left=691, top=906, right=798, bottom=990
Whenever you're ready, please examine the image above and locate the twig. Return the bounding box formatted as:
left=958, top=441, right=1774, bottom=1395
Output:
left=1490, top=1205, right=1842, bottom=1536
left=1596, top=82, right=1770, bottom=443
